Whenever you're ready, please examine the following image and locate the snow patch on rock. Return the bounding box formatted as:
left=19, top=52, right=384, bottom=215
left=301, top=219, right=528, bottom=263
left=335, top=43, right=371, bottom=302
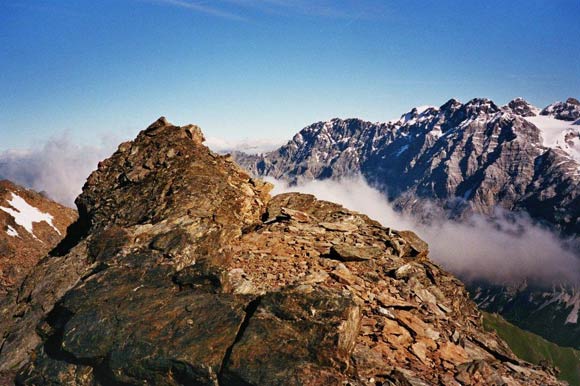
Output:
left=566, top=299, right=579, bottom=324
left=0, top=193, right=60, bottom=238
left=6, top=225, right=18, bottom=238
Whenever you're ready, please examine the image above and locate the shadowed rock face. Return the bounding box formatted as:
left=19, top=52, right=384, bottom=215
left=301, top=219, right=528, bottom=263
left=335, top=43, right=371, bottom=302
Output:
left=0, top=119, right=564, bottom=385
left=503, top=97, right=540, bottom=117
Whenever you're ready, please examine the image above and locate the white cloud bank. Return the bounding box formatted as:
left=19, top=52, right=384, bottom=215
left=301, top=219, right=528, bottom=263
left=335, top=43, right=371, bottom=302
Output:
left=0, top=135, right=117, bottom=207
left=268, top=176, right=580, bottom=286
left=205, top=136, right=285, bottom=155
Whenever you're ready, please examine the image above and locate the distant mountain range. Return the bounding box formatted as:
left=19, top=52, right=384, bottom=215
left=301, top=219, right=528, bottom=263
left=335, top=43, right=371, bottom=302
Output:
left=236, top=97, right=579, bottom=235
left=1, top=118, right=564, bottom=385
left=234, top=97, right=580, bottom=348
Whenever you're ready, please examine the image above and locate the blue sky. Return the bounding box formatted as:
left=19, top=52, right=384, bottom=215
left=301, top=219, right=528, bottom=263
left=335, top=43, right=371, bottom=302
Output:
left=1, top=0, right=579, bottom=150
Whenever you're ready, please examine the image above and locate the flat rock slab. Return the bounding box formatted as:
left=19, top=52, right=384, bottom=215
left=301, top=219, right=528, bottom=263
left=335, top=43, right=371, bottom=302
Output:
left=319, top=222, right=359, bottom=232
left=328, top=244, right=383, bottom=262
left=222, top=287, right=361, bottom=385
left=19, top=264, right=250, bottom=386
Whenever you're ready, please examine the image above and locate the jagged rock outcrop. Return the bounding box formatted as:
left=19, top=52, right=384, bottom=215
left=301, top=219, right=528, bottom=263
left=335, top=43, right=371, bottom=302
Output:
left=541, top=98, right=580, bottom=122
left=0, top=119, right=564, bottom=385
left=502, top=97, right=539, bottom=117
left=0, top=180, right=76, bottom=295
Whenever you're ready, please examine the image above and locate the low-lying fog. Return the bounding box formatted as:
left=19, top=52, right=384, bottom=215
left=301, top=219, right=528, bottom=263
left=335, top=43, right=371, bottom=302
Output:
left=269, top=177, right=580, bottom=286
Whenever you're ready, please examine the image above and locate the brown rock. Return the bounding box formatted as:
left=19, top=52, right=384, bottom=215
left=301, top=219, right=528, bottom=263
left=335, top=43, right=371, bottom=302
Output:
left=0, top=120, right=564, bottom=386
left=377, top=293, right=417, bottom=310
left=382, top=318, right=413, bottom=346
left=319, top=221, right=358, bottom=232
left=329, top=263, right=359, bottom=286
left=438, top=341, right=469, bottom=366
left=393, top=310, right=441, bottom=341
left=327, top=244, right=383, bottom=262
left=0, top=180, right=77, bottom=294
left=396, top=230, right=429, bottom=258
left=221, top=287, right=361, bottom=385
left=280, top=207, right=314, bottom=223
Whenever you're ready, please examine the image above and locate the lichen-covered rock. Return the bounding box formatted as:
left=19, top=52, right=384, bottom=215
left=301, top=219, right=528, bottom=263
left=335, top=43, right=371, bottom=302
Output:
left=0, top=119, right=565, bottom=385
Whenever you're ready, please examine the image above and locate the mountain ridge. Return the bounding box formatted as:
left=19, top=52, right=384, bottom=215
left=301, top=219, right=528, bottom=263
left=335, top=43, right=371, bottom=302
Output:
left=0, top=118, right=565, bottom=385
left=233, top=97, right=580, bottom=350
left=235, top=96, right=579, bottom=235
left=235, top=97, right=579, bottom=237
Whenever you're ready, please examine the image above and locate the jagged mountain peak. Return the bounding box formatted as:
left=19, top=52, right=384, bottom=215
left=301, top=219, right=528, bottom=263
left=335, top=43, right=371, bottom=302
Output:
left=65, top=117, right=272, bottom=263
left=391, top=98, right=504, bottom=129
left=440, top=97, right=463, bottom=110
left=460, top=97, right=501, bottom=116
left=291, top=117, right=389, bottom=147
left=394, top=105, right=439, bottom=126
left=312, top=98, right=529, bottom=136
left=143, top=116, right=206, bottom=143
left=465, top=97, right=493, bottom=105
left=0, top=120, right=565, bottom=385
left=411, top=105, right=438, bottom=114
left=236, top=96, right=579, bottom=234
left=503, top=97, right=540, bottom=117
left=145, top=115, right=171, bottom=130
left=541, top=98, right=580, bottom=121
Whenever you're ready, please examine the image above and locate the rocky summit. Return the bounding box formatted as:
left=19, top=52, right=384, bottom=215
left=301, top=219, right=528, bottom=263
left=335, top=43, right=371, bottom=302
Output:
left=541, top=98, right=580, bottom=122
left=0, top=118, right=565, bottom=385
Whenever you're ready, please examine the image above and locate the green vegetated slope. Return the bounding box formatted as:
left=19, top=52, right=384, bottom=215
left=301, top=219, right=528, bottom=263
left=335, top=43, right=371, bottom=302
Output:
left=483, top=312, right=580, bottom=385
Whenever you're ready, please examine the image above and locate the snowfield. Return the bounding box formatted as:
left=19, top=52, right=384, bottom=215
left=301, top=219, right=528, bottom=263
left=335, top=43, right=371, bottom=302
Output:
left=525, top=115, right=580, bottom=165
